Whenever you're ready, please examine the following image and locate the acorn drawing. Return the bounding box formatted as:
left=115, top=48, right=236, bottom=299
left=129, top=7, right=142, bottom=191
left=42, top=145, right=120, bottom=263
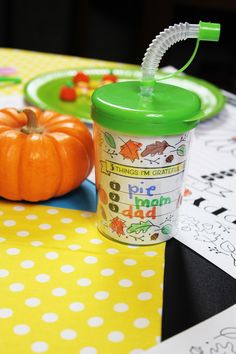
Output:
left=150, top=233, right=159, bottom=240
left=166, top=154, right=174, bottom=163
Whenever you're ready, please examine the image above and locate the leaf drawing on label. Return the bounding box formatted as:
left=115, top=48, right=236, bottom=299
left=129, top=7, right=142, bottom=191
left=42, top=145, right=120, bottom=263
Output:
left=110, top=217, right=126, bottom=236
left=119, top=139, right=142, bottom=162
left=104, top=132, right=116, bottom=149
left=141, top=140, right=170, bottom=157
left=127, top=220, right=153, bottom=234
left=177, top=144, right=186, bottom=156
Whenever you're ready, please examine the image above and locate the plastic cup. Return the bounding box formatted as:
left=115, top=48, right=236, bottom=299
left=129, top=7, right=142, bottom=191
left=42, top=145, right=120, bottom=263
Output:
left=91, top=21, right=220, bottom=245
left=91, top=80, right=201, bottom=245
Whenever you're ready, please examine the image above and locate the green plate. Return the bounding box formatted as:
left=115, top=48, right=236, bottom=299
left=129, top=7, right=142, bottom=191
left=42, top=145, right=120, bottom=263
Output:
left=24, top=67, right=226, bottom=124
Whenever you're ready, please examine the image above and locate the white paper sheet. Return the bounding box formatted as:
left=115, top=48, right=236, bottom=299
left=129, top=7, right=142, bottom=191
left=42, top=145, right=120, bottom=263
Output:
left=187, top=116, right=236, bottom=208
left=173, top=102, right=236, bottom=278
left=183, top=134, right=236, bottom=233
left=184, top=103, right=236, bottom=213
left=177, top=204, right=236, bottom=278
left=145, top=305, right=236, bottom=354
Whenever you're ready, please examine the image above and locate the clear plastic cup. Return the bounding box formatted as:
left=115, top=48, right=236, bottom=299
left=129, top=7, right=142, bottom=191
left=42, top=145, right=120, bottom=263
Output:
left=92, top=81, right=200, bottom=245
left=91, top=21, right=220, bottom=245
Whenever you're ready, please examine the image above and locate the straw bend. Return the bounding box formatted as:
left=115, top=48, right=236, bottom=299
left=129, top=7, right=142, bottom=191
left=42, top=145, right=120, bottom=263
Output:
left=141, top=22, right=199, bottom=84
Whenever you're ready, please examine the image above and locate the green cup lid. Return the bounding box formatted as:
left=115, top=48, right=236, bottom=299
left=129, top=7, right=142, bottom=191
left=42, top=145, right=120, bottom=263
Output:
left=92, top=81, right=202, bottom=136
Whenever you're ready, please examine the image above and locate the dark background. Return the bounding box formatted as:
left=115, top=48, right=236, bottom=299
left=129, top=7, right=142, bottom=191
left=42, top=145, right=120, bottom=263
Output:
left=0, top=0, right=235, bottom=91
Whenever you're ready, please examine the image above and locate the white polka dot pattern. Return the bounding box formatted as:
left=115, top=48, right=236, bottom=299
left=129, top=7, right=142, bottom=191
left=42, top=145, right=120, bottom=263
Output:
left=0, top=148, right=164, bottom=354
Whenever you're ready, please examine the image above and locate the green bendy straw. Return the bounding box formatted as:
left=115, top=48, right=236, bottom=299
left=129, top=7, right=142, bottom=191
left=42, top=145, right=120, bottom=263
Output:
left=140, top=21, right=221, bottom=96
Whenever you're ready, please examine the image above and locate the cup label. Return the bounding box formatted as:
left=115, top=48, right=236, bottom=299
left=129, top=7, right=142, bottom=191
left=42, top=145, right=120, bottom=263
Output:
left=94, top=124, right=191, bottom=245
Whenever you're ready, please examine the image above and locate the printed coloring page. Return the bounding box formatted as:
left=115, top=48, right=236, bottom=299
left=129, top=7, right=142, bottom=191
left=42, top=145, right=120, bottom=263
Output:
left=145, top=305, right=236, bottom=354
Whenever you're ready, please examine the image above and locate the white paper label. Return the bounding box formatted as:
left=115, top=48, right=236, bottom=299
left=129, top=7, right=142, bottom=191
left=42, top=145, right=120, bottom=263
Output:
left=94, top=124, right=191, bottom=244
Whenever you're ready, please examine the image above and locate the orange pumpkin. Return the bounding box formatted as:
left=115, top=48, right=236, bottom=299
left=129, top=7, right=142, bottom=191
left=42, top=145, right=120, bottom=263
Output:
left=0, top=107, right=94, bottom=202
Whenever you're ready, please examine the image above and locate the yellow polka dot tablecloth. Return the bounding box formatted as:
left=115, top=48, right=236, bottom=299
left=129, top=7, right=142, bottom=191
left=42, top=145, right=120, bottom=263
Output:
left=0, top=200, right=165, bottom=354
left=0, top=47, right=137, bottom=97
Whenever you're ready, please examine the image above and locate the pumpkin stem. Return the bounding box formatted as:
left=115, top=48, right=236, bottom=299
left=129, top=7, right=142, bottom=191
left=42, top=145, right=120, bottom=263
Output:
left=21, top=109, right=43, bottom=134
